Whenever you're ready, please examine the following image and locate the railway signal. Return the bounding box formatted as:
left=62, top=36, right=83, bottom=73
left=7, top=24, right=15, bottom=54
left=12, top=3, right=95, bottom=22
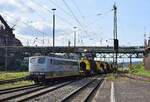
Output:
left=113, top=3, right=119, bottom=72
left=114, top=39, right=119, bottom=50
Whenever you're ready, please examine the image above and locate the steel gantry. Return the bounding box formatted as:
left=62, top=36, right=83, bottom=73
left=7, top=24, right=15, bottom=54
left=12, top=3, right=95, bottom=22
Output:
left=0, top=46, right=144, bottom=56
left=0, top=46, right=144, bottom=70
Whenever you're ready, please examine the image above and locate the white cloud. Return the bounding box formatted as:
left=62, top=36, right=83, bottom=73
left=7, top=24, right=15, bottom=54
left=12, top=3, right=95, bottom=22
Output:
left=15, top=33, right=53, bottom=46
left=30, top=20, right=50, bottom=31
left=0, top=0, right=19, bottom=5
left=0, top=0, right=133, bottom=47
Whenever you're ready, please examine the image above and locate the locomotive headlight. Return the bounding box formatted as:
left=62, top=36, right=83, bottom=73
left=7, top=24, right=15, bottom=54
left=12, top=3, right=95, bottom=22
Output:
left=84, top=49, right=87, bottom=52
left=39, top=72, right=44, bottom=75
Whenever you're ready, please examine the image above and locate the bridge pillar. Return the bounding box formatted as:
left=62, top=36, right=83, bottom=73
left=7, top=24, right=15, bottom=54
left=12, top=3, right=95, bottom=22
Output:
left=129, top=55, right=132, bottom=69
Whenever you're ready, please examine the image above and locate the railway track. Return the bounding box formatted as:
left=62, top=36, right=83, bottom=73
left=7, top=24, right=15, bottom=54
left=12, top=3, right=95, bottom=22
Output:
left=13, top=81, right=73, bottom=102
left=0, top=75, right=104, bottom=102
left=0, top=80, right=75, bottom=102
left=28, top=75, right=104, bottom=102
left=61, top=77, right=104, bottom=102
left=0, top=84, right=49, bottom=101
left=0, top=84, right=39, bottom=95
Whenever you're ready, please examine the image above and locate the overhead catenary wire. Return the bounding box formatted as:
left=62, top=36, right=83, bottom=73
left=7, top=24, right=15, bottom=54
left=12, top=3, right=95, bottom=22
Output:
left=2, top=12, right=49, bottom=36
left=4, top=0, right=76, bottom=38
left=49, top=0, right=95, bottom=36
left=1, top=0, right=101, bottom=46
left=23, top=0, right=50, bottom=22
left=62, top=0, right=83, bottom=27
left=69, top=0, right=104, bottom=37
left=62, top=0, right=89, bottom=35
left=70, top=0, right=88, bottom=30
left=12, top=0, right=76, bottom=38
left=2, top=0, right=115, bottom=46
left=31, top=0, right=74, bottom=27
left=48, top=0, right=73, bottom=18
left=0, top=13, right=48, bottom=46
left=25, top=0, right=89, bottom=37
left=70, top=0, right=85, bottom=20
left=66, top=0, right=97, bottom=37
left=81, top=9, right=113, bottom=36
left=48, top=0, right=88, bottom=33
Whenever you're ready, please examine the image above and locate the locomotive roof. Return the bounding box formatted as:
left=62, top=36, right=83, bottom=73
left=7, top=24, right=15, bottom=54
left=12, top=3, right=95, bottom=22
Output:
left=29, top=56, right=79, bottom=62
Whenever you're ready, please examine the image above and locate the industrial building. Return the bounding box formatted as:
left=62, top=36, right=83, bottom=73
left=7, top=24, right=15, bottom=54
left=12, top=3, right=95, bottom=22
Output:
left=144, top=38, right=150, bottom=70
left=0, top=15, right=22, bottom=70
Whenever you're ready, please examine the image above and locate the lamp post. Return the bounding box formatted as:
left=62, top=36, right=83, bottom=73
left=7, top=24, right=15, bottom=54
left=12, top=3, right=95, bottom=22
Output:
left=52, top=8, right=56, bottom=47
left=73, top=26, right=77, bottom=47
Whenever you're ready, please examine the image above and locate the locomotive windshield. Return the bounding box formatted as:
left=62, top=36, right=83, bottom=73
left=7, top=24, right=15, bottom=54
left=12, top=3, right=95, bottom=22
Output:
left=30, top=58, right=36, bottom=63
left=38, top=57, right=45, bottom=64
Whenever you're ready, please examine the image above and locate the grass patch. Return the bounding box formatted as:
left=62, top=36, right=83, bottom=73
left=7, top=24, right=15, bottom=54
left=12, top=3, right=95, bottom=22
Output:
left=0, top=71, right=29, bottom=81
left=106, top=74, right=118, bottom=81
left=0, top=80, right=33, bottom=90
left=106, top=74, right=130, bottom=81
left=117, top=67, right=129, bottom=74
left=130, top=64, right=150, bottom=77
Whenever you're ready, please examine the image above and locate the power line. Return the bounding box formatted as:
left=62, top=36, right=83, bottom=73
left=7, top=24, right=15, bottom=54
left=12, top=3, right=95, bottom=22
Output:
left=2, top=13, right=49, bottom=36
left=71, top=0, right=97, bottom=36
left=62, top=0, right=82, bottom=27
left=31, top=0, right=74, bottom=26
left=69, top=0, right=103, bottom=36
left=48, top=0, right=73, bottom=18
left=30, top=0, right=89, bottom=37
left=71, top=0, right=85, bottom=20
left=49, top=0, right=92, bottom=36
left=62, top=0, right=89, bottom=35
left=19, top=0, right=50, bottom=22
left=1, top=14, right=47, bottom=46
left=70, top=0, right=88, bottom=30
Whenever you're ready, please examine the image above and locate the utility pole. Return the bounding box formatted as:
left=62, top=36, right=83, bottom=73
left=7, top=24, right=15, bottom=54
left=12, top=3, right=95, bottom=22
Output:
left=74, top=26, right=77, bottom=47
left=5, top=35, right=8, bottom=71
left=68, top=40, right=71, bottom=47
left=113, top=3, right=119, bottom=72
left=52, top=8, right=56, bottom=47
left=144, top=34, right=147, bottom=47
left=113, top=3, right=117, bottom=40
left=43, top=33, right=44, bottom=46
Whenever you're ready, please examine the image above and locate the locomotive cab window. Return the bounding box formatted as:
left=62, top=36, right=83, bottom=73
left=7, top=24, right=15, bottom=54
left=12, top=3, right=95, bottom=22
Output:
left=73, top=61, right=78, bottom=66
left=50, top=59, right=53, bottom=64
left=38, top=57, right=45, bottom=64
left=30, top=58, right=36, bottom=63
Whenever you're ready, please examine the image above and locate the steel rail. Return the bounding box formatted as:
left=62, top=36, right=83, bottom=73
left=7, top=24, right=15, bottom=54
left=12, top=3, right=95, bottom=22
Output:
left=13, top=81, right=75, bottom=102
left=61, top=76, right=104, bottom=102
left=61, top=79, right=96, bottom=102
left=0, top=85, right=49, bottom=101
left=0, top=84, right=39, bottom=95
left=84, top=79, right=104, bottom=102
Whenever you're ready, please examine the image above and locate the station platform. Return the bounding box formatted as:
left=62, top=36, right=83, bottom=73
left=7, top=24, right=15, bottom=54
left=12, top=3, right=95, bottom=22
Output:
left=92, top=77, right=150, bottom=102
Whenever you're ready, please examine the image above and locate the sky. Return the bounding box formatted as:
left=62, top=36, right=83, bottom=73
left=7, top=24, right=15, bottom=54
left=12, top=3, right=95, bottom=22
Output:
left=0, top=0, right=150, bottom=47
